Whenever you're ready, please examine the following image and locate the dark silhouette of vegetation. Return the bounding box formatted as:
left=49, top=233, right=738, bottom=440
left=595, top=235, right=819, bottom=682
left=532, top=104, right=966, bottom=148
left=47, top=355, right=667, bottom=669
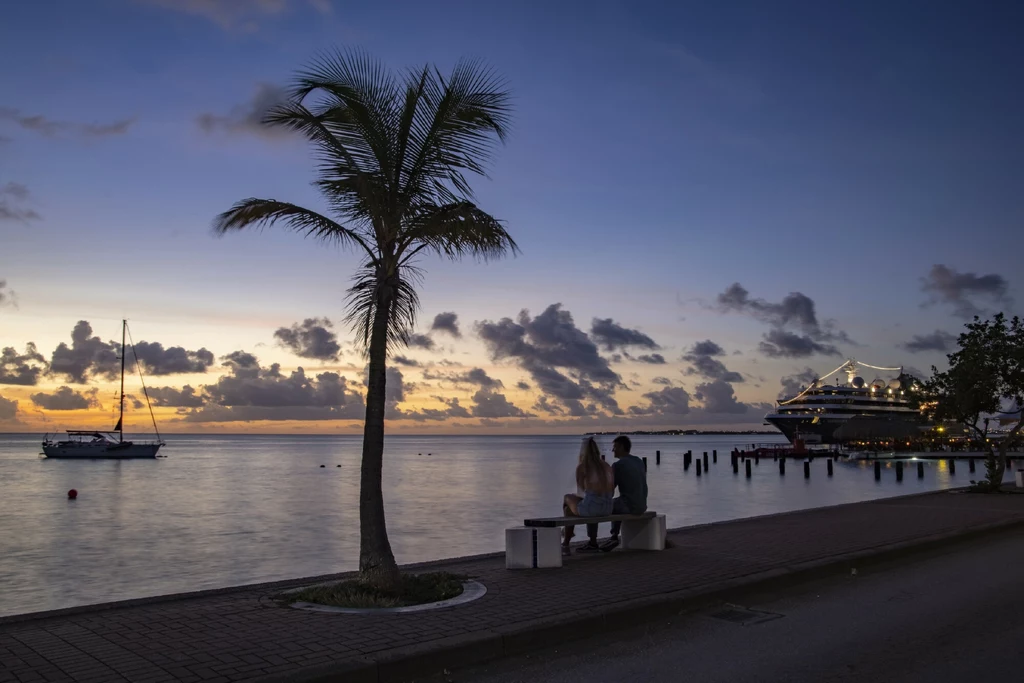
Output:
left=215, top=50, right=516, bottom=588
left=923, top=314, right=1024, bottom=490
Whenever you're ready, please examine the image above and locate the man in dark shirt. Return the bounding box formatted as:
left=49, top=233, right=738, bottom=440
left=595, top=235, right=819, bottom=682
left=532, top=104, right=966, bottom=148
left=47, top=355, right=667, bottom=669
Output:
left=584, top=435, right=648, bottom=552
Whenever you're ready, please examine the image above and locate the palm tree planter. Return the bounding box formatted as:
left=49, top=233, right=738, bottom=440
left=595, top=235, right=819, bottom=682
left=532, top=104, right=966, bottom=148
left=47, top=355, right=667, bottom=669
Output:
left=215, top=51, right=516, bottom=589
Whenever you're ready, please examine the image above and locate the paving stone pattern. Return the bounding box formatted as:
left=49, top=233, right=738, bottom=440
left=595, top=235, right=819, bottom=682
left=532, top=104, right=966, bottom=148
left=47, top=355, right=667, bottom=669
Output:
left=2, top=492, right=1023, bottom=682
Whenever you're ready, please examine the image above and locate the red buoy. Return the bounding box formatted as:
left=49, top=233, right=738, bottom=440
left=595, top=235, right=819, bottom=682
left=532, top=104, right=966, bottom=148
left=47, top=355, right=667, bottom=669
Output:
left=67, top=489, right=78, bottom=499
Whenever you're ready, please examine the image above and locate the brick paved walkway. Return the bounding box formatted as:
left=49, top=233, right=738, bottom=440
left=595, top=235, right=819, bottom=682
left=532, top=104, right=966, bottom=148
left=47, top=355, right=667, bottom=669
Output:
left=2, top=492, right=1023, bottom=683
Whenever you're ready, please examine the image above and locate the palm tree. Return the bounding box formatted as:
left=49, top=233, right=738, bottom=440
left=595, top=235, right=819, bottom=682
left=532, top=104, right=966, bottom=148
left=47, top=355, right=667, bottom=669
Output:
left=214, top=51, right=516, bottom=588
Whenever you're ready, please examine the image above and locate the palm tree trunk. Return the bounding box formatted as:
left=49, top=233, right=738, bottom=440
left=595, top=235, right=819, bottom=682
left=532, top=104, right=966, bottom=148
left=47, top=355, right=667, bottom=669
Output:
left=358, top=280, right=401, bottom=590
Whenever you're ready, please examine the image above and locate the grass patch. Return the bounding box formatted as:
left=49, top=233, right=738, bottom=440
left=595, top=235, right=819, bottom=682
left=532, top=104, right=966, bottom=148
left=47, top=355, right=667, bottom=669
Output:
left=283, top=572, right=467, bottom=609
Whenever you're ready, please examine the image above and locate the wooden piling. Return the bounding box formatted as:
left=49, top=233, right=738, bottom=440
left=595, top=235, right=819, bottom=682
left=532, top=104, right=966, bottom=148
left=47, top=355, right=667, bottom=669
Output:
left=696, top=460, right=702, bottom=476
left=949, top=459, right=956, bottom=475
left=746, top=459, right=752, bottom=478
left=896, top=461, right=903, bottom=482
left=969, top=459, right=975, bottom=473
left=713, top=449, right=717, bottom=463
left=874, top=461, right=881, bottom=480
left=918, top=461, right=924, bottom=478
left=804, top=461, right=810, bottom=478
left=656, top=450, right=661, bottom=465
left=643, top=456, right=648, bottom=471
left=827, top=459, right=834, bottom=476
left=779, top=459, right=785, bottom=475
left=703, top=453, right=709, bottom=470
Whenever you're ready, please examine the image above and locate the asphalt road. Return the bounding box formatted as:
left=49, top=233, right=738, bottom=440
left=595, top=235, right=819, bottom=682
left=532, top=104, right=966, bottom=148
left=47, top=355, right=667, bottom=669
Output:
left=432, top=529, right=1024, bottom=683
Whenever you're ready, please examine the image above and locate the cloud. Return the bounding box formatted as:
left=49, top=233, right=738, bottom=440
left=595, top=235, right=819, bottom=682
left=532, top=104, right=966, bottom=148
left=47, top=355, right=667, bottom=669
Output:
left=634, top=353, right=666, bottom=365
left=682, top=340, right=745, bottom=382
left=408, top=334, right=436, bottom=351
left=0, top=343, right=47, bottom=385
left=629, top=386, right=692, bottom=417
left=0, top=394, right=19, bottom=422
left=0, top=183, right=41, bottom=223
left=901, top=330, right=957, bottom=354
left=135, top=0, right=330, bottom=31
left=422, top=367, right=503, bottom=389
left=652, top=376, right=674, bottom=386
left=715, top=283, right=852, bottom=358
left=221, top=350, right=259, bottom=370
left=384, top=368, right=483, bottom=422
left=0, top=280, right=16, bottom=309
left=430, top=312, right=461, bottom=338
left=691, top=340, right=725, bottom=356
left=515, top=380, right=530, bottom=390
left=590, top=318, right=659, bottom=351
left=180, top=351, right=364, bottom=421
left=30, top=386, right=100, bottom=411
left=920, top=264, right=1012, bottom=318
left=148, top=385, right=205, bottom=408
left=273, top=317, right=341, bottom=361
left=0, top=279, right=14, bottom=307
left=758, top=329, right=840, bottom=358
left=197, top=83, right=290, bottom=138
left=0, top=108, right=133, bottom=138
left=477, top=304, right=623, bottom=416
left=693, top=380, right=747, bottom=414
left=392, top=355, right=422, bottom=367
left=470, top=388, right=532, bottom=418
left=134, top=341, right=215, bottom=375
left=396, top=394, right=473, bottom=422
left=779, top=368, right=818, bottom=399
left=532, top=395, right=564, bottom=415
left=48, top=321, right=120, bottom=383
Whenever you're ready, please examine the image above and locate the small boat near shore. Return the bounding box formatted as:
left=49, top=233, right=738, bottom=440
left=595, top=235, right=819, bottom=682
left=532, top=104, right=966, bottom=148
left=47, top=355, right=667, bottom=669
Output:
left=42, top=320, right=165, bottom=459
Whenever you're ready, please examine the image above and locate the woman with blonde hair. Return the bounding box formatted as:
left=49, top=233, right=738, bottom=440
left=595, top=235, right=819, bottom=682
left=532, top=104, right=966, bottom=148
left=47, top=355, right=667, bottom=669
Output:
left=562, top=437, right=615, bottom=554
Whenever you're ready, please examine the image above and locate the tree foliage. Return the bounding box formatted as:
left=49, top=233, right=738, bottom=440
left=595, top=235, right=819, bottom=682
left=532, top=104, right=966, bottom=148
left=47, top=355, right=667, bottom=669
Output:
left=924, top=314, right=1024, bottom=490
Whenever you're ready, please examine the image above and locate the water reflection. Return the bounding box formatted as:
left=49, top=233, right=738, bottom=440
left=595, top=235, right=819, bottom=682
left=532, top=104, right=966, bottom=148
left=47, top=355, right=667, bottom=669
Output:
left=0, top=433, right=996, bottom=617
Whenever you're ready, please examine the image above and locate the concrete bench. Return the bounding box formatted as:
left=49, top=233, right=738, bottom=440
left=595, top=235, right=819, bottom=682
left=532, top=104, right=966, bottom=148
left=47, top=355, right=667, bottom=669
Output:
left=505, top=511, right=666, bottom=569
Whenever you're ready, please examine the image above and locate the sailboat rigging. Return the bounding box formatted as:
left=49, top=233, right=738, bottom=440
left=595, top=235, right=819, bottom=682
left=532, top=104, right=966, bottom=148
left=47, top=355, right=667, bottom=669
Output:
left=42, top=320, right=165, bottom=459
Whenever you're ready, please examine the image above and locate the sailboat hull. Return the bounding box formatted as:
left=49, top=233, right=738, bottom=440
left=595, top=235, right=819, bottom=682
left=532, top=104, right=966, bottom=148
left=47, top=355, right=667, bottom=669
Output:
left=42, top=442, right=162, bottom=459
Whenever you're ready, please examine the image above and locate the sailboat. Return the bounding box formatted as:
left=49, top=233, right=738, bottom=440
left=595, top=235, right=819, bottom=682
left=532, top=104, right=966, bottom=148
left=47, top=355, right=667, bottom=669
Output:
left=42, top=320, right=165, bottom=459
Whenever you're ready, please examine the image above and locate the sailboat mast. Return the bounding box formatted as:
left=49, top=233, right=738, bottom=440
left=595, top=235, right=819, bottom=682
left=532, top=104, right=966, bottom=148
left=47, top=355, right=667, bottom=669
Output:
left=119, top=319, right=126, bottom=443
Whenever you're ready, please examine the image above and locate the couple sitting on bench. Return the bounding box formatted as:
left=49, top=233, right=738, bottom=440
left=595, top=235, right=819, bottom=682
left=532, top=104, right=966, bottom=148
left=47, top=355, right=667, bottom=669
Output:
left=563, top=435, right=648, bottom=555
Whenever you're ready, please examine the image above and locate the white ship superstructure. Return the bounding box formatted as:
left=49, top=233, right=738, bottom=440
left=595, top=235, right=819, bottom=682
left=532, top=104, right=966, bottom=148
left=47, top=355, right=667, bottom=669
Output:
left=764, top=360, right=924, bottom=444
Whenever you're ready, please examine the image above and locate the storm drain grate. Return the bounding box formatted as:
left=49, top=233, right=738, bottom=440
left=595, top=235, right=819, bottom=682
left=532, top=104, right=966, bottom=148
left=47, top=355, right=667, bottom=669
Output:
left=708, top=604, right=784, bottom=626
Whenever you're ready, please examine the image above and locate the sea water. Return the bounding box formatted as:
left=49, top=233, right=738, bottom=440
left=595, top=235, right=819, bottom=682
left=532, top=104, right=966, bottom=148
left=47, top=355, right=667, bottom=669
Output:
left=0, top=432, right=976, bottom=616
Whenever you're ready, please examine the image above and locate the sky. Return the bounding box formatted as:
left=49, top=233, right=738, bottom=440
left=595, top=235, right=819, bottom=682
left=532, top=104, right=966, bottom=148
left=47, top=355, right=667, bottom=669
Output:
left=0, top=0, right=1021, bottom=434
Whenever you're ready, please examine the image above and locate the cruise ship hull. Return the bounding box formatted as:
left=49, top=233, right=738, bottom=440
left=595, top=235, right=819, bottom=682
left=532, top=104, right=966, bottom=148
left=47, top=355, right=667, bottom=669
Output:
left=764, top=415, right=849, bottom=444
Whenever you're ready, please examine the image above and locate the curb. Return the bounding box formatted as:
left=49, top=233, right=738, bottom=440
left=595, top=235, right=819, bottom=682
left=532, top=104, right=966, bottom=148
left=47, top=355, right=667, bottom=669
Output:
left=253, top=516, right=1024, bottom=683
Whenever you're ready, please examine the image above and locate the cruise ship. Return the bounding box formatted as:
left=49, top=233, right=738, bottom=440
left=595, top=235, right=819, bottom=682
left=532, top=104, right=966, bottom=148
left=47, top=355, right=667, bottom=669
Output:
left=764, top=360, right=925, bottom=444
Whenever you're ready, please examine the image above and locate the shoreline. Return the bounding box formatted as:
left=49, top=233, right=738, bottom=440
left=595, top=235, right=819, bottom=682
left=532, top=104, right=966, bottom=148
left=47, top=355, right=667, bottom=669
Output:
left=0, top=485, right=1010, bottom=623
left=3, top=489, right=1023, bottom=683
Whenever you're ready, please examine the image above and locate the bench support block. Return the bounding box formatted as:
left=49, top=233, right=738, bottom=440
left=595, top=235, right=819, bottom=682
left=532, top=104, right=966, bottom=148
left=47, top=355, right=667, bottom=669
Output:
left=620, top=514, right=667, bottom=551
left=506, top=526, right=562, bottom=569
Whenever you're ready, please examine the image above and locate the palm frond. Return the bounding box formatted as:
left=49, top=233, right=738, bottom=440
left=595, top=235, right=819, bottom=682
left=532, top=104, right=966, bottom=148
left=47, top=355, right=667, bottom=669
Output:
left=291, top=49, right=399, bottom=188
left=213, top=199, right=376, bottom=261
left=400, top=58, right=512, bottom=206
left=343, top=264, right=422, bottom=356
left=399, top=202, right=518, bottom=263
